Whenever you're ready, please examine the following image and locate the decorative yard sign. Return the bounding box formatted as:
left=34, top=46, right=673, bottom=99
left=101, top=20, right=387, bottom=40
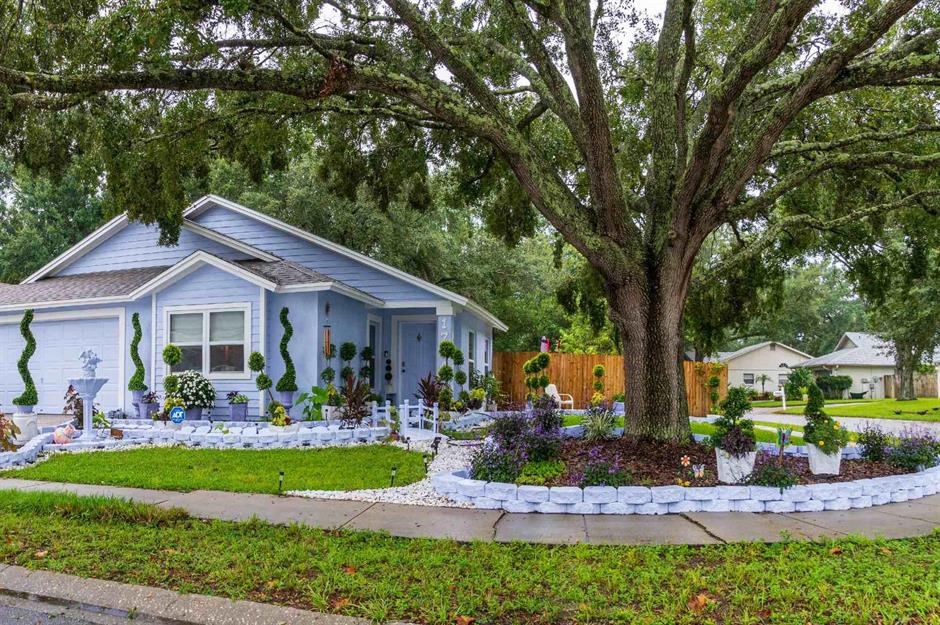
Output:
left=170, top=406, right=185, bottom=424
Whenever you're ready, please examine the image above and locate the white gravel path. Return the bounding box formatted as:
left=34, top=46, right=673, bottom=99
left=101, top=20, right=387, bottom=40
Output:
left=289, top=438, right=476, bottom=508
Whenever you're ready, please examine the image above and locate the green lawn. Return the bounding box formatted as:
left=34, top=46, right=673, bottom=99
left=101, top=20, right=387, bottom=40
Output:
left=2, top=490, right=940, bottom=624
left=564, top=414, right=807, bottom=444
left=779, top=397, right=940, bottom=421
left=690, top=421, right=805, bottom=445
left=1, top=446, right=425, bottom=494
left=752, top=398, right=874, bottom=408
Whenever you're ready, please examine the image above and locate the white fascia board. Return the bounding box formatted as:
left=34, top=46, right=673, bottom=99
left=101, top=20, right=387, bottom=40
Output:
left=277, top=282, right=385, bottom=307
left=182, top=220, right=280, bottom=262
left=21, top=214, right=130, bottom=284
left=129, top=251, right=278, bottom=299
left=0, top=296, right=131, bottom=314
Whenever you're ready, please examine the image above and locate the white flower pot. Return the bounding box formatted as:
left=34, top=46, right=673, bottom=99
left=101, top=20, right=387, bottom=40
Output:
left=807, top=443, right=842, bottom=475
left=12, top=412, right=38, bottom=445
left=715, top=449, right=757, bottom=484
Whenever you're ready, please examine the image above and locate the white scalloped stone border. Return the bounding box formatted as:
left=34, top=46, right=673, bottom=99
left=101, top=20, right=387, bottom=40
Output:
left=432, top=449, right=940, bottom=514
left=0, top=419, right=391, bottom=469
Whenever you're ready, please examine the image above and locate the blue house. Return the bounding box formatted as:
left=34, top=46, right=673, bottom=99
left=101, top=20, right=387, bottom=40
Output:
left=0, top=195, right=505, bottom=417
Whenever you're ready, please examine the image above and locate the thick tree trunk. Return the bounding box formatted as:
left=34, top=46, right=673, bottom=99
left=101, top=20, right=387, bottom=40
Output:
left=608, top=263, right=692, bottom=441
left=895, top=346, right=917, bottom=401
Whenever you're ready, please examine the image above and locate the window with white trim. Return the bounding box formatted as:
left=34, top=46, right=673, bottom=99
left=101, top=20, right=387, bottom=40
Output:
left=467, top=331, right=476, bottom=373
left=168, top=307, right=248, bottom=377
left=483, top=338, right=490, bottom=375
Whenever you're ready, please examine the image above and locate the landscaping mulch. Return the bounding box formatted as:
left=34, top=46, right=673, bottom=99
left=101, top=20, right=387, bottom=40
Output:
left=551, top=436, right=911, bottom=487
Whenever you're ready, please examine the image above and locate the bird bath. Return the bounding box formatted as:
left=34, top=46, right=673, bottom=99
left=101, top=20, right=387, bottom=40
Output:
left=68, top=350, right=108, bottom=441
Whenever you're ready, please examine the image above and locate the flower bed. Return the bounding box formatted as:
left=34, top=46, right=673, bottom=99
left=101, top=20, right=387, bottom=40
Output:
left=432, top=465, right=940, bottom=514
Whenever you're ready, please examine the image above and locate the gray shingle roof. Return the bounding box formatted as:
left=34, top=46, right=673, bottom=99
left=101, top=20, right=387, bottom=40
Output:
left=0, top=257, right=379, bottom=307
left=802, top=332, right=895, bottom=367
left=235, top=259, right=333, bottom=285
left=0, top=266, right=168, bottom=306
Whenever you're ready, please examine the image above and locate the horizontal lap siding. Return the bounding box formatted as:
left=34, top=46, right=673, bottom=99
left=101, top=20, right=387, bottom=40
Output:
left=155, top=266, right=261, bottom=418
left=59, top=223, right=250, bottom=275
left=193, top=205, right=435, bottom=301
left=493, top=352, right=728, bottom=417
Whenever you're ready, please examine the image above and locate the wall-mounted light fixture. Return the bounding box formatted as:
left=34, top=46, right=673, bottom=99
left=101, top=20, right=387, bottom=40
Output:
left=324, top=301, right=331, bottom=320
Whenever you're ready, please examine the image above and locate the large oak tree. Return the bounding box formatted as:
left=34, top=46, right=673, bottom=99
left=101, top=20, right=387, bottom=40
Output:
left=1, top=0, right=939, bottom=439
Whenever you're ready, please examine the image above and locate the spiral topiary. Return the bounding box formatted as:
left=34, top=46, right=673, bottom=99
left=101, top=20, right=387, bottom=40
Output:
left=275, top=307, right=297, bottom=392
left=13, top=309, right=37, bottom=407
left=128, top=313, right=147, bottom=391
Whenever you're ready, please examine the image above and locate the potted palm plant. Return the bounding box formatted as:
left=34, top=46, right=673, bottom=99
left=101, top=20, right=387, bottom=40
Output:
left=710, top=386, right=757, bottom=483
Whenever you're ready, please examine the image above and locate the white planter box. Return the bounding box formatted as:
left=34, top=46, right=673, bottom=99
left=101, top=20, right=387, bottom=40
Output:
left=807, top=443, right=842, bottom=475
left=715, top=449, right=756, bottom=484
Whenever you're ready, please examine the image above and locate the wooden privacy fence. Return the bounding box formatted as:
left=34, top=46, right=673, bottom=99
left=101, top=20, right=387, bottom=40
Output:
left=492, top=352, right=728, bottom=417
left=883, top=373, right=939, bottom=399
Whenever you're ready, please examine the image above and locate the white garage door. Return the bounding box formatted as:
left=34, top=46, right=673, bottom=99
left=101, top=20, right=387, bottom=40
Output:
left=0, top=316, right=121, bottom=414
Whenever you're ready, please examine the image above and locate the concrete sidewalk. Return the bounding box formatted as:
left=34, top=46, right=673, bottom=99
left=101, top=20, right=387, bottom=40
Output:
left=2, top=478, right=940, bottom=544
left=0, top=564, right=371, bottom=624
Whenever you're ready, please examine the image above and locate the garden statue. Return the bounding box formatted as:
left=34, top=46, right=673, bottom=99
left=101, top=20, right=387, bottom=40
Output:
left=80, top=349, right=102, bottom=378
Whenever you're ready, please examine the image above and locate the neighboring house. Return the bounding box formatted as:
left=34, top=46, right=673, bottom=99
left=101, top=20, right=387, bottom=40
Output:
left=708, top=341, right=814, bottom=393
left=800, top=332, right=898, bottom=400
left=0, top=195, right=505, bottom=416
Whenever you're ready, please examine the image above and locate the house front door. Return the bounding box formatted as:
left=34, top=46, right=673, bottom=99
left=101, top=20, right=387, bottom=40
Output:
left=398, top=321, right=436, bottom=403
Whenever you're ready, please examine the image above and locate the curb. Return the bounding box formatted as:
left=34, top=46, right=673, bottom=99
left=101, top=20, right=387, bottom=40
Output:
left=0, top=564, right=384, bottom=625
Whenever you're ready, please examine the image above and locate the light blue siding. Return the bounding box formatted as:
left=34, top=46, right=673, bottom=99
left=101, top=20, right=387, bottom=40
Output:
left=59, top=222, right=251, bottom=275
left=456, top=311, right=494, bottom=378
left=316, top=293, right=368, bottom=381
left=154, top=265, right=261, bottom=418
left=193, top=204, right=436, bottom=301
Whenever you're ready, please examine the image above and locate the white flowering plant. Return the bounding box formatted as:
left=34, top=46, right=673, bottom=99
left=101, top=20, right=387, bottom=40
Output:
left=176, top=370, right=216, bottom=409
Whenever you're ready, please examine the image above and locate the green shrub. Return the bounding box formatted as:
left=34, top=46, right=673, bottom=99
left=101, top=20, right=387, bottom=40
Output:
left=12, top=309, right=37, bottom=406
left=275, top=308, right=297, bottom=392
left=516, top=460, right=566, bottom=486
left=128, top=312, right=147, bottom=392
left=859, top=424, right=890, bottom=461
left=815, top=374, right=853, bottom=399
left=746, top=461, right=797, bottom=490
left=803, top=415, right=849, bottom=452
left=785, top=367, right=813, bottom=399
left=886, top=430, right=940, bottom=471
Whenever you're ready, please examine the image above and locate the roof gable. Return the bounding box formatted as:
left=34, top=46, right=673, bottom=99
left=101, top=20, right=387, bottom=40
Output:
left=186, top=195, right=506, bottom=330
left=713, top=341, right=814, bottom=363
left=23, top=218, right=278, bottom=283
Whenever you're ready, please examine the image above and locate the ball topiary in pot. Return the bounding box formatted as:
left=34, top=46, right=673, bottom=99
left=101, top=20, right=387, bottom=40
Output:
left=803, top=383, right=849, bottom=474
